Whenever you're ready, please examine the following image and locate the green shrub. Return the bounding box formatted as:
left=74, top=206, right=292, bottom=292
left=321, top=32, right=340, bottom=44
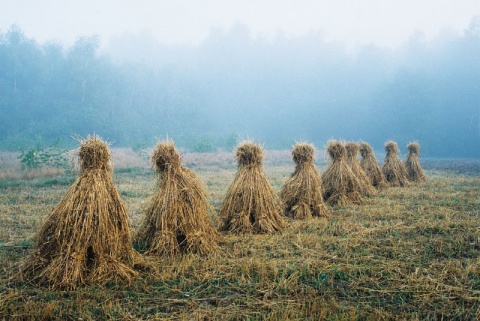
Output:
left=18, top=144, right=70, bottom=172
left=192, top=137, right=216, bottom=153
left=224, top=132, right=240, bottom=151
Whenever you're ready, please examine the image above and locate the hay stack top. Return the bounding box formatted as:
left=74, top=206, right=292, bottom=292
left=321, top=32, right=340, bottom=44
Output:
left=79, top=135, right=111, bottom=171
left=407, top=142, right=420, bottom=155
left=327, top=140, right=346, bottom=160
left=359, top=142, right=373, bottom=158
left=292, top=143, right=314, bottom=165
left=385, top=141, right=399, bottom=155
left=345, top=142, right=359, bottom=158
left=236, top=141, right=263, bottom=167
left=152, top=140, right=181, bottom=172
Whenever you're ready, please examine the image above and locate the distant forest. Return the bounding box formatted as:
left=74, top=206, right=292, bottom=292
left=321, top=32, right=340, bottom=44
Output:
left=0, top=21, right=479, bottom=157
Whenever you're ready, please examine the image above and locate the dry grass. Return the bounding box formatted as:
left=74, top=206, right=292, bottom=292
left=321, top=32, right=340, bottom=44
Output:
left=279, top=143, right=330, bottom=219
left=405, top=142, right=427, bottom=183
left=359, top=142, right=387, bottom=189
left=382, top=141, right=410, bottom=187
left=321, top=140, right=363, bottom=206
left=219, top=141, right=285, bottom=234
left=1, top=151, right=480, bottom=320
left=16, top=136, right=141, bottom=289
left=135, top=140, right=220, bottom=257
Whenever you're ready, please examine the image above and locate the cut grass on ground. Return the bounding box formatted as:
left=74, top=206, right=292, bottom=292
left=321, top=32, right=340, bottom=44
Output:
left=0, top=157, right=479, bottom=320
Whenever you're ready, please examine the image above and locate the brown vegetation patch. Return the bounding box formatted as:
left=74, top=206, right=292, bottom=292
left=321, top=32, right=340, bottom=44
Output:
left=280, top=143, right=330, bottom=219
left=382, top=141, right=410, bottom=187
left=135, top=140, right=220, bottom=257
left=359, top=142, right=387, bottom=189
left=219, top=141, right=285, bottom=233
left=405, top=142, right=427, bottom=183
left=17, top=135, right=140, bottom=289
left=345, top=142, right=377, bottom=196
left=321, top=140, right=363, bottom=206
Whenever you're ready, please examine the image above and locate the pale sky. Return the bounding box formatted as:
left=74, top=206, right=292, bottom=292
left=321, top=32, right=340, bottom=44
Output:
left=1, top=0, right=479, bottom=48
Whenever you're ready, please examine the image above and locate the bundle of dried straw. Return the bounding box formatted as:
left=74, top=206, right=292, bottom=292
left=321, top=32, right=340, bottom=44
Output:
left=135, top=140, right=219, bottom=257
left=20, top=135, right=140, bottom=289
left=404, top=142, right=426, bottom=183
left=219, top=141, right=285, bottom=233
left=382, top=141, right=410, bottom=187
left=279, top=143, right=330, bottom=219
left=359, top=142, right=387, bottom=189
left=345, top=142, right=376, bottom=196
left=321, top=140, right=363, bottom=206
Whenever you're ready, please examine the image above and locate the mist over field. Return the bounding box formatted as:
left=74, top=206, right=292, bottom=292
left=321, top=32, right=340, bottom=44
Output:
left=0, top=19, right=479, bottom=157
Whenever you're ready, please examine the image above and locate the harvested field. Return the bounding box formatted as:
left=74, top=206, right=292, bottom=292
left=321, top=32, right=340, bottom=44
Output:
left=0, top=150, right=479, bottom=320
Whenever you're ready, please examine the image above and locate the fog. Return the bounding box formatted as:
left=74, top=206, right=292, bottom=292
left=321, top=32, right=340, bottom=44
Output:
left=3, top=0, right=478, bottom=48
left=0, top=17, right=479, bottom=157
left=110, top=19, right=479, bottom=157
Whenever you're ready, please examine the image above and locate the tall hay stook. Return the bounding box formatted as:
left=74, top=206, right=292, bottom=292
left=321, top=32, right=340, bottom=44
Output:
left=405, top=142, right=426, bottom=183
left=359, top=142, right=387, bottom=189
left=382, top=141, right=410, bottom=187
left=279, top=142, right=330, bottom=219
left=345, top=142, right=376, bottom=196
left=321, top=140, right=363, bottom=206
left=135, top=140, right=219, bottom=257
left=20, top=135, right=139, bottom=289
left=219, top=141, right=285, bottom=233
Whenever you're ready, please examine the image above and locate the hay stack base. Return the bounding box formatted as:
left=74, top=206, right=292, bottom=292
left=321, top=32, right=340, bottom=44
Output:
left=405, top=142, right=426, bottom=183
left=280, top=143, right=330, bottom=219
left=359, top=142, right=387, bottom=189
left=19, top=135, right=139, bottom=289
left=382, top=141, right=410, bottom=187
left=135, top=140, right=219, bottom=257
left=220, top=141, right=285, bottom=233
left=345, top=142, right=376, bottom=196
left=321, top=140, right=363, bottom=206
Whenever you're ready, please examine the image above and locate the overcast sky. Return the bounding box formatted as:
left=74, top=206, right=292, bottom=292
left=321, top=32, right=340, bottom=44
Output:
left=1, top=0, right=479, bottom=48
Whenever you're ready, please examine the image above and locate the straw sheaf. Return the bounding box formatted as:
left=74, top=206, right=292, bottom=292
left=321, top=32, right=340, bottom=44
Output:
left=152, top=140, right=181, bottom=172
left=321, top=140, right=363, bottom=206
left=407, top=142, right=421, bottom=155
left=78, top=135, right=111, bottom=171
left=345, top=142, right=376, bottom=196
left=405, top=142, right=426, bottom=183
left=280, top=143, right=330, bottom=219
left=385, top=141, right=399, bottom=155
left=220, top=142, right=285, bottom=233
left=359, top=142, right=387, bottom=189
left=19, top=136, right=140, bottom=289
left=136, top=141, right=220, bottom=257
left=292, top=143, right=315, bottom=165
left=327, top=140, right=346, bottom=160
left=236, top=141, right=263, bottom=167
left=382, top=141, right=410, bottom=187
left=345, top=142, right=360, bottom=159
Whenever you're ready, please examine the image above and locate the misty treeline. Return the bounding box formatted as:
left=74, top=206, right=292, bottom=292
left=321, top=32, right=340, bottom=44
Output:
left=0, top=21, right=479, bottom=157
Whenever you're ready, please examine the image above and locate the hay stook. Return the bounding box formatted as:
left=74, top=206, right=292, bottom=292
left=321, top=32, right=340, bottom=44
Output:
left=219, top=141, right=285, bottom=233
left=19, top=135, right=140, bottom=289
left=280, top=142, right=330, bottom=219
left=135, top=140, right=219, bottom=257
left=382, top=141, right=410, bottom=187
left=321, top=140, right=363, bottom=206
left=345, top=142, right=377, bottom=196
left=404, top=142, right=426, bottom=183
left=359, top=142, right=387, bottom=189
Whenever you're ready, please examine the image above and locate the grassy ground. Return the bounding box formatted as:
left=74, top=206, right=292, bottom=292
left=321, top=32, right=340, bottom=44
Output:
left=0, top=150, right=479, bottom=320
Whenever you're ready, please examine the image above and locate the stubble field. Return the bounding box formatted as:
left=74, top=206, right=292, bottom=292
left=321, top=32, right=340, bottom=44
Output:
left=0, top=149, right=479, bottom=320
